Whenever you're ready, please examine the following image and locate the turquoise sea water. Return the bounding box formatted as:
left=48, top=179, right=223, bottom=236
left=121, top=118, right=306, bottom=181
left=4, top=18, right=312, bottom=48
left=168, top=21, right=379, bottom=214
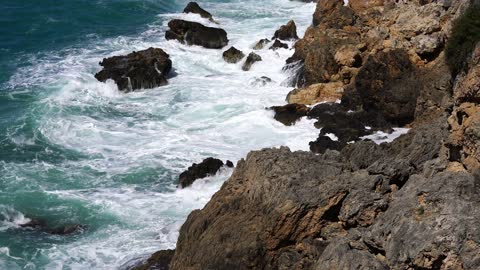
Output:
left=0, top=0, right=317, bottom=268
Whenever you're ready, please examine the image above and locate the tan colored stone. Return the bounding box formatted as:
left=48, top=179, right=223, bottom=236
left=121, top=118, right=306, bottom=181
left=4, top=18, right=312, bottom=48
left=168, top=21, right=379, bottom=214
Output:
left=334, top=45, right=362, bottom=67
left=286, top=82, right=344, bottom=105
left=349, top=0, right=385, bottom=13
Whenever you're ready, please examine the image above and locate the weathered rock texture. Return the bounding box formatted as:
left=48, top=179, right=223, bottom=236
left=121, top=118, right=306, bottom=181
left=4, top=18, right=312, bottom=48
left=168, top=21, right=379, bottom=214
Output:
left=138, top=1, right=480, bottom=270
left=270, top=103, right=310, bottom=126
left=95, top=48, right=172, bottom=92
left=165, top=19, right=228, bottom=49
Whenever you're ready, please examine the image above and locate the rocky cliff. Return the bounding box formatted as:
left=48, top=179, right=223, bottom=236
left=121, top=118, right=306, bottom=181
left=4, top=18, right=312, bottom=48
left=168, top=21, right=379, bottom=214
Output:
left=134, top=0, right=480, bottom=269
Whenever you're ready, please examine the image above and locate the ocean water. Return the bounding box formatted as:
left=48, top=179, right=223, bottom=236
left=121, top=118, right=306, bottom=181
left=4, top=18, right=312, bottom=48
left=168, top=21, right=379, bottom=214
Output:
left=0, top=0, right=318, bottom=268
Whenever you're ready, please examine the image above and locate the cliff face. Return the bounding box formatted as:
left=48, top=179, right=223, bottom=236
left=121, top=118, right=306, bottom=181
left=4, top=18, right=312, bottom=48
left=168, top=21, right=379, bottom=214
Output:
left=137, top=1, right=480, bottom=269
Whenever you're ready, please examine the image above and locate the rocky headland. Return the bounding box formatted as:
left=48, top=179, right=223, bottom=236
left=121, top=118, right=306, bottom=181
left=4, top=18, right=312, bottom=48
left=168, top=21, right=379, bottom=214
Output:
left=128, top=0, right=480, bottom=269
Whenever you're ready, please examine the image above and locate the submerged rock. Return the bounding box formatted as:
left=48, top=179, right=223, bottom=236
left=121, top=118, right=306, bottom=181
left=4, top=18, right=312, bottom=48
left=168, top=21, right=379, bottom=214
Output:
left=222, top=47, right=245, bottom=64
left=179, top=158, right=224, bottom=188
left=273, top=20, right=299, bottom=40
left=165, top=19, right=228, bottom=49
left=94, top=48, right=172, bottom=92
left=253, top=38, right=270, bottom=50
left=242, top=52, right=262, bottom=71
left=269, top=39, right=288, bottom=50
left=250, top=76, right=272, bottom=87
left=183, top=2, right=215, bottom=22
left=270, top=103, right=310, bottom=126
left=21, top=219, right=85, bottom=235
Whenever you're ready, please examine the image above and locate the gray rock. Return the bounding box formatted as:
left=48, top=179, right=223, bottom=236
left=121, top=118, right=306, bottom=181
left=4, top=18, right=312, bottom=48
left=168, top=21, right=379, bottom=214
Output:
left=242, top=52, right=262, bottom=71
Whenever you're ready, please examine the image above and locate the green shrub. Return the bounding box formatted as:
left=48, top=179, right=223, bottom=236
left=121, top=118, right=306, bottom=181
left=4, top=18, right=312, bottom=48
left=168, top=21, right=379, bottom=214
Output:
left=445, top=3, right=480, bottom=77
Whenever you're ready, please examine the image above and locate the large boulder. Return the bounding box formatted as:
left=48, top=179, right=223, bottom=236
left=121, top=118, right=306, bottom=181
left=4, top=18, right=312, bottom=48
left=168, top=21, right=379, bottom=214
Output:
left=313, top=0, right=355, bottom=28
left=179, top=158, right=224, bottom=188
left=165, top=19, right=228, bottom=49
left=94, top=48, right=172, bottom=92
left=222, top=47, right=245, bottom=64
left=242, top=52, right=262, bottom=71
left=183, top=2, right=215, bottom=22
left=273, top=20, right=299, bottom=40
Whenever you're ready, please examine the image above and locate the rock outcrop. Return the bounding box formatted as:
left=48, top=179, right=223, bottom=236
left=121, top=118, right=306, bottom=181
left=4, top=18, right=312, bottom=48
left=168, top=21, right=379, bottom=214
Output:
left=253, top=38, right=270, bottom=50
left=242, top=52, right=262, bottom=71
left=269, top=39, right=288, bottom=50
left=94, top=48, right=172, bottom=92
left=273, top=20, right=299, bottom=40
left=183, top=2, right=215, bottom=22
left=222, top=47, right=245, bottom=64
left=270, top=103, right=310, bottom=126
left=139, top=1, right=480, bottom=270
left=179, top=158, right=225, bottom=188
left=165, top=19, right=228, bottom=49
left=21, top=219, right=86, bottom=235
left=131, top=250, right=175, bottom=270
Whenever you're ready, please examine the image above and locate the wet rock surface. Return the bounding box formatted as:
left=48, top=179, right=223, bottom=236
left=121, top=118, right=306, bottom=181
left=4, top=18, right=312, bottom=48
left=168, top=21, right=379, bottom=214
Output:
left=242, top=52, right=262, bottom=71
left=21, top=219, right=86, bottom=235
left=273, top=20, right=299, bottom=40
left=165, top=19, right=228, bottom=49
left=179, top=157, right=225, bottom=188
left=183, top=2, right=214, bottom=22
left=222, top=46, right=245, bottom=64
left=253, top=38, right=270, bottom=50
left=270, top=103, right=310, bottom=126
left=94, top=48, right=172, bottom=92
left=269, top=39, right=288, bottom=50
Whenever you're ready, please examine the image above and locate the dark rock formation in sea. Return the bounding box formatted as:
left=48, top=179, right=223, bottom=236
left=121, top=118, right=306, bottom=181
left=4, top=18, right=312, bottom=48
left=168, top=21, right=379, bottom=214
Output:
left=138, top=1, right=480, bottom=269
left=222, top=46, right=245, bottom=64
left=178, top=157, right=224, bottom=188
left=270, top=103, right=310, bottom=126
left=273, top=20, right=299, bottom=40
left=269, top=39, right=288, bottom=50
left=21, top=219, right=86, bottom=235
left=94, top=48, right=172, bottom=92
left=165, top=19, right=228, bottom=49
left=183, top=2, right=215, bottom=22
left=253, top=38, right=270, bottom=50
left=242, top=52, right=262, bottom=71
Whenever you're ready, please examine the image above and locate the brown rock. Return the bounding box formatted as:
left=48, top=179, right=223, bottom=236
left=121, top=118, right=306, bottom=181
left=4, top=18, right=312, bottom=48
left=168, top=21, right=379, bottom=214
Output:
left=286, top=82, right=344, bottom=105
left=334, top=45, right=362, bottom=67
left=348, top=0, right=385, bottom=12
left=242, top=52, right=262, bottom=71
left=273, top=20, right=299, bottom=40
left=313, top=0, right=355, bottom=28
left=222, top=47, right=245, bottom=64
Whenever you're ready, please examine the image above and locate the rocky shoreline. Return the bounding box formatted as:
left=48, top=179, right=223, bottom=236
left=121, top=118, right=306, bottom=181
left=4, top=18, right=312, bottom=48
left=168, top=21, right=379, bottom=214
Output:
left=96, top=0, right=479, bottom=269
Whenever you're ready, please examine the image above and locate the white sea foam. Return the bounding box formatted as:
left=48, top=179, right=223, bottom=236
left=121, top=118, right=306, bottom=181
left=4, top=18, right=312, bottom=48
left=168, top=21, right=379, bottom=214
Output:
left=361, top=128, right=411, bottom=144
left=4, top=0, right=318, bottom=268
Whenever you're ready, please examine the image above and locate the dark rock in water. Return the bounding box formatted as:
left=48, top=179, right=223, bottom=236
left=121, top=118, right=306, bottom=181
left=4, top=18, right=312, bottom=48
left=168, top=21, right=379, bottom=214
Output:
left=179, top=158, right=224, bottom=188
left=131, top=249, right=175, bottom=270
left=95, top=48, right=172, bottom=92
left=242, top=52, right=262, bottom=71
left=253, top=38, right=270, bottom=50
left=165, top=19, right=228, bottom=49
left=47, top=224, right=86, bottom=235
left=270, top=103, right=310, bottom=126
left=269, top=39, right=289, bottom=50
left=353, top=49, right=419, bottom=125
left=222, top=47, right=245, bottom=64
left=20, top=218, right=46, bottom=229
left=226, top=160, right=234, bottom=168
left=309, top=135, right=346, bottom=153
left=273, top=20, right=299, bottom=40
left=21, top=219, right=85, bottom=235
left=183, top=2, right=214, bottom=22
